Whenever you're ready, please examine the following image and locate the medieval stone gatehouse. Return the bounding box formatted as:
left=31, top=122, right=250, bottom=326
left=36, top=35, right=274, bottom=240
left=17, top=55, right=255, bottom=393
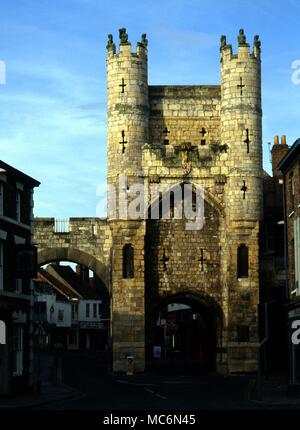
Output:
left=34, top=28, right=263, bottom=373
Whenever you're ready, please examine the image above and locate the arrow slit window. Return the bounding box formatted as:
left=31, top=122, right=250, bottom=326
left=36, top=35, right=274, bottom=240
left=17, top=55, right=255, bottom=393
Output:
left=123, top=244, right=134, bottom=279
left=237, top=244, right=249, bottom=278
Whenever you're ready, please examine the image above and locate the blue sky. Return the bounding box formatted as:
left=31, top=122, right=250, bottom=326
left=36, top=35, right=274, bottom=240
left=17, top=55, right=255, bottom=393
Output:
left=0, top=0, right=299, bottom=218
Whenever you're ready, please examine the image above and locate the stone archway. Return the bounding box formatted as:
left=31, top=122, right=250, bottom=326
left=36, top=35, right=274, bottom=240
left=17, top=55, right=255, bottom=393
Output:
left=38, top=247, right=109, bottom=288
left=146, top=291, right=224, bottom=372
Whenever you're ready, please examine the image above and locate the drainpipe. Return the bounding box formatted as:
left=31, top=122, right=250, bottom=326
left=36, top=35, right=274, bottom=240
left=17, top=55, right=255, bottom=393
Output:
left=282, top=176, right=289, bottom=304
left=282, top=175, right=291, bottom=383
left=29, top=189, right=35, bottom=392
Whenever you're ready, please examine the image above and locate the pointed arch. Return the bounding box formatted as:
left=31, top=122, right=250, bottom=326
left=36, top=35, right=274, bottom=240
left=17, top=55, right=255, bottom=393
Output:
left=147, top=181, right=225, bottom=220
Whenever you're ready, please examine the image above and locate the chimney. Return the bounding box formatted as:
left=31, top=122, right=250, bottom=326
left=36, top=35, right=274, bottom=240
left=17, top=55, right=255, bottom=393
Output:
left=271, top=135, right=289, bottom=177
left=76, top=264, right=89, bottom=286
left=281, top=135, right=287, bottom=145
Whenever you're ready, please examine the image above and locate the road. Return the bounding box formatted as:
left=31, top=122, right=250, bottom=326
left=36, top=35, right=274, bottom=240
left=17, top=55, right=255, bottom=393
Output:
left=36, top=350, right=284, bottom=411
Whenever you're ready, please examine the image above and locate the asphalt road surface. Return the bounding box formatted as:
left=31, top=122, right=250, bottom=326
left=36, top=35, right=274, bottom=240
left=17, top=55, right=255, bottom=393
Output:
left=35, top=351, right=292, bottom=411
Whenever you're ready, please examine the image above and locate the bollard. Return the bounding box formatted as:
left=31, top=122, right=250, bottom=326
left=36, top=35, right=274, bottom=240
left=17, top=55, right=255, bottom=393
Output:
left=56, top=355, right=63, bottom=385
left=126, top=356, right=134, bottom=375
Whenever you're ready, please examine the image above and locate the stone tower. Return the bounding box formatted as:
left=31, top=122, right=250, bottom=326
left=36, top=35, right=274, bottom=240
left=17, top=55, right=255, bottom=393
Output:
left=220, top=30, right=263, bottom=370
left=106, top=29, right=149, bottom=372
left=106, top=28, right=148, bottom=192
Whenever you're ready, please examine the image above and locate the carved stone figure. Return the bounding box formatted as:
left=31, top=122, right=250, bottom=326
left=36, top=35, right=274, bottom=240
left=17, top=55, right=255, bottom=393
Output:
left=106, top=34, right=116, bottom=52
left=119, top=28, right=129, bottom=44
left=220, top=35, right=227, bottom=49
left=238, top=29, right=246, bottom=46
left=141, top=33, right=148, bottom=47
left=254, top=35, right=261, bottom=50
left=181, top=142, right=193, bottom=176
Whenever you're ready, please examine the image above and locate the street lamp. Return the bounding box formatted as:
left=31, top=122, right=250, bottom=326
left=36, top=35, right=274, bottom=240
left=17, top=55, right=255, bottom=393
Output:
left=50, top=305, right=54, bottom=323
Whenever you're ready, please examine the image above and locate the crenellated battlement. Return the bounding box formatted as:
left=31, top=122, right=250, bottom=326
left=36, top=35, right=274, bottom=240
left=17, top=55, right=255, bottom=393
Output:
left=106, top=28, right=148, bottom=59
left=220, top=29, right=261, bottom=62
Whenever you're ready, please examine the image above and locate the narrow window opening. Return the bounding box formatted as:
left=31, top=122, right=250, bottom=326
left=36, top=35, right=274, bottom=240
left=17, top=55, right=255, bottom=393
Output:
left=123, top=244, right=134, bottom=279
left=237, top=244, right=249, bottom=278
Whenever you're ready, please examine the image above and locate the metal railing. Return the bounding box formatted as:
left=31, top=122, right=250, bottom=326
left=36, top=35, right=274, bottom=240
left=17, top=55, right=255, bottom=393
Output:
left=54, top=218, right=70, bottom=234
left=256, top=337, right=268, bottom=400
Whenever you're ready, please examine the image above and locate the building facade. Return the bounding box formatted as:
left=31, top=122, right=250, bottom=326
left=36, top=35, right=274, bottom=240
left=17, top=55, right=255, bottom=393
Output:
left=0, top=160, right=40, bottom=395
left=259, top=135, right=289, bottom=372
left=34, top=264, right=108, bottom=352
left=278, top=138, right=300, bottom=384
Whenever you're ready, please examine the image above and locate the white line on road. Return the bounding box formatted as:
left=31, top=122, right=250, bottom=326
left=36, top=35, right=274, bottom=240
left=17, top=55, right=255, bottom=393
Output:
left=145, top=388, right=167, bottom=400
left=116, top=380, right=157, bottom=387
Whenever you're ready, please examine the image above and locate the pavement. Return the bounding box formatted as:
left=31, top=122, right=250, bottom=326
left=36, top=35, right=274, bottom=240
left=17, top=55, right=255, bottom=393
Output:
left=1, top=351, right=300, bottom=410
left=0, top=352, right=81, bottom=409
left=249, top=372, right=300, bottom=407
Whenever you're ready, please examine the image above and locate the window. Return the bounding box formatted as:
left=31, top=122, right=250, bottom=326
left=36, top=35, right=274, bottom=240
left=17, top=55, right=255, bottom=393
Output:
left=98, top=303, right=101, bottom=317
left=0, top=183, right=3, bottom=215
left=86, top=303, right=90, bottom=318
left=12, top=326, right=23, bottom=376
left=289, top=172, right=295, bottom=210
left=237, top=244, right=249, bottom=278
left=123, top=244, right=134, bottom=279
left=0, top=240, right=3, bottom=290
left=15, top=278, right=22, bottom=294
left=71, top=303, right=78, bottom=320
left=58, top=310, right=64, bottom=322
left=93, top=303, right=97, bottom=318
left=237, top=325, right=249, bottom=342
left=16, top=191, right=21, bottom=222
left=294, top=217, right=300, bottom=294
left=0, top=320, right=6, bottom=344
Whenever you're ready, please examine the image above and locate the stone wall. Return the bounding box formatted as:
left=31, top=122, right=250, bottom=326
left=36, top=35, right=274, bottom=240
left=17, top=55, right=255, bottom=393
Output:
left=33, top=217, right=112, bottom=286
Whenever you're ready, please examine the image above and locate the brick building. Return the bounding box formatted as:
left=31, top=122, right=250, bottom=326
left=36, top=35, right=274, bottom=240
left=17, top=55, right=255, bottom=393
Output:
left=259, top=136, right=289, bottom=372
left=278, top=138, right=300, bottom=383
left=0, top=160, right=40, bottom=395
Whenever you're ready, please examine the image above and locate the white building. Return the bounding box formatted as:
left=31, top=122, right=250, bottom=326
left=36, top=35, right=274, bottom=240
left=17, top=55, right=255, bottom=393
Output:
left=34, top=264, right=107, bottom=351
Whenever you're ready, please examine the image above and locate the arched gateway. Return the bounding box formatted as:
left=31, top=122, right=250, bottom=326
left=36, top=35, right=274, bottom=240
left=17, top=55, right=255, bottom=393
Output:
left=34, top=28, right=263, bottom=374
left=146, top=292, right=224, bottom=372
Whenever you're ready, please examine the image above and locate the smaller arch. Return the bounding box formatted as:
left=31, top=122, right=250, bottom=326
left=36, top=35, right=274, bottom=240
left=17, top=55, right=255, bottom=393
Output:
left=37, top=247, right=109, bottom=287
left=0, top=320, right=6, bottom=344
